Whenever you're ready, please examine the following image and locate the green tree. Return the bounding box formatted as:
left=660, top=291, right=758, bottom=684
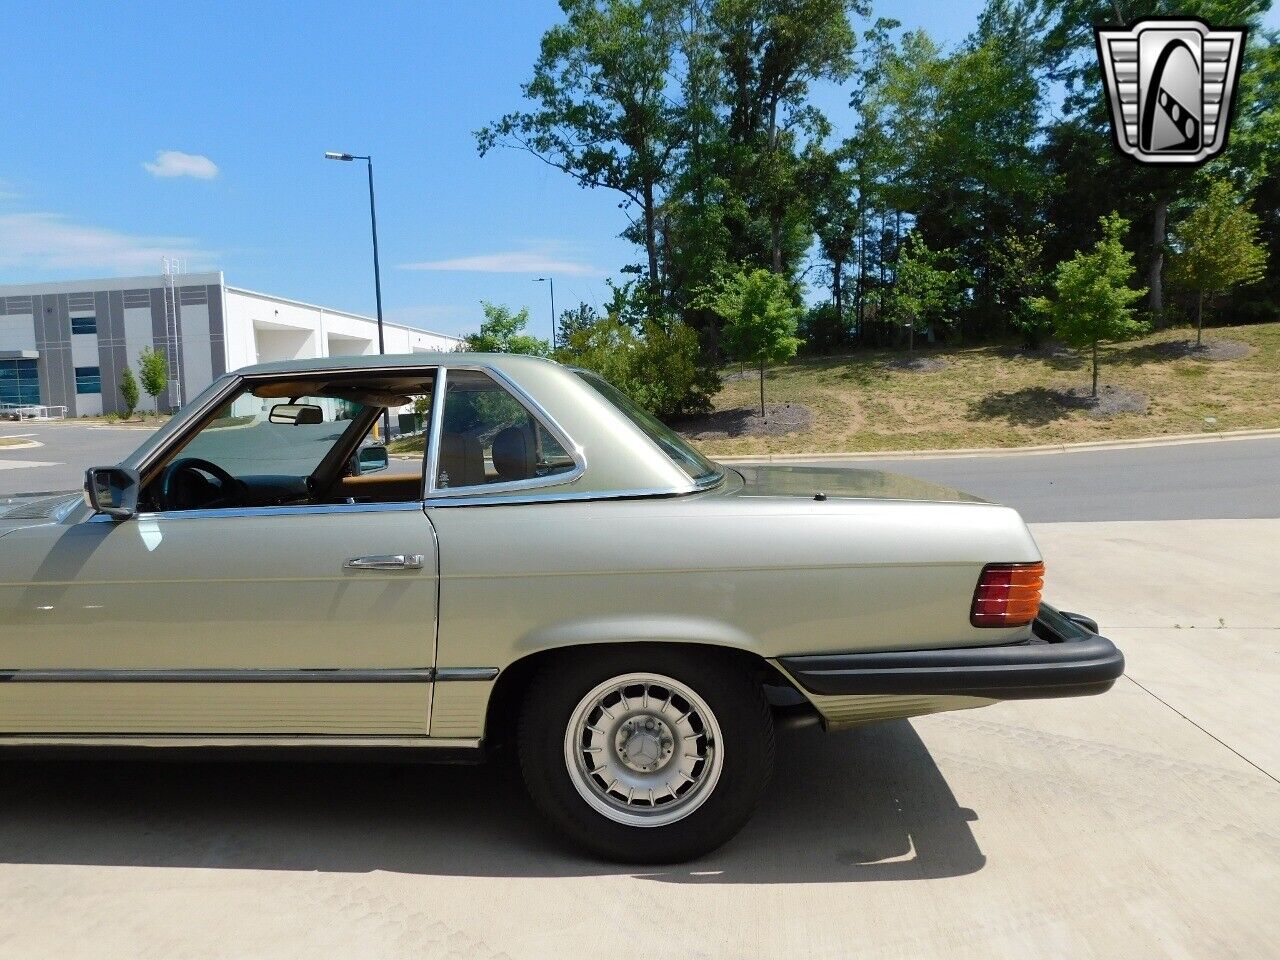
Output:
left=476, top=0, right=682, bottom=287
left=1031, top=213, right=1148, bottom=398
left=138, top=347, right=168, bottom=409
left=991, top=227, right=1050, bottom=348
left=557, top=302, right=600, bottom=343
left=118, top=366, right=140, bottom=420
left=697, top=268, right=802, bottom=415
left=464, top=302, right=551, bottom=356
left=556, top=313, right=717, bottom=416
left=1168, top=179, right=1269, bottom=347
left=890, top=231, right=964, bottom=352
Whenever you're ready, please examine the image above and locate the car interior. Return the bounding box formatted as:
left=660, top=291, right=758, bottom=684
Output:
left=136, top=368, right=575, bottom=513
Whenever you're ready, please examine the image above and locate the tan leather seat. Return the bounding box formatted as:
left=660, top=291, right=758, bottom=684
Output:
left=437, top=432, right=485, bottom=489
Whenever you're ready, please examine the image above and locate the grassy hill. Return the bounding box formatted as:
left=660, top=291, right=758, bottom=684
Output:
left=685, top=323, right=1280, bottom=456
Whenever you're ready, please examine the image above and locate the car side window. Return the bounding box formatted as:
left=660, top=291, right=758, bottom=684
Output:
left=435, top=370, right=575, bottom=490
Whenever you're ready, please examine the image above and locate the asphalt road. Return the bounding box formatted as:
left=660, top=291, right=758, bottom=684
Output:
left=769, top=436, right=1280, bottom=521
left=3, top=420, right=1278, bottom=521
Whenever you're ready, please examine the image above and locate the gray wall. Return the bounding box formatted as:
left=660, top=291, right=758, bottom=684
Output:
left=0, top=282, right=226, bottom=416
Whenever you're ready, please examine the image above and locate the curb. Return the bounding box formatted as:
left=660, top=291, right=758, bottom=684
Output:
left=714, top=428, right=1280, bottom=463
left=0, top=439, right=43, bottom=451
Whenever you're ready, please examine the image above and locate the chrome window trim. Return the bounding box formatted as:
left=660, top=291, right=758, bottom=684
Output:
left=421, top=365, right=449, bottom=500
left=112, top=500, right=427, bottom=523
left=423, top=362, right=587, bottom=500
left=134, top=363, right=442, bottom=486
left=424, top=485, right=702, bottom=509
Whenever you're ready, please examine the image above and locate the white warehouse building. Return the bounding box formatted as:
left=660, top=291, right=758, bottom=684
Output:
left=0, top=271, right=461, bottom=417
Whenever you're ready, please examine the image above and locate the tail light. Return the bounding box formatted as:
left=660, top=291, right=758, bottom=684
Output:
left=971, top=562, right=1044, bottom=627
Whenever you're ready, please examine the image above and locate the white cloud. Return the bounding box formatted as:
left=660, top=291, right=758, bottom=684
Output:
left=398, top=249, right=600, bottom=276
left=143, top=150, right=219, bottom=180
left=0, top=212, right=212, bottom=273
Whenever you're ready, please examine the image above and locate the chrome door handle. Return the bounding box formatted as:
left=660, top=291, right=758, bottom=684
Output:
left=344, top=554, right=425, bottom=571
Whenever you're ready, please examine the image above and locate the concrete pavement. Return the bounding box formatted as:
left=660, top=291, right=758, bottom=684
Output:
left=0, top=517, right=1276, bottom=959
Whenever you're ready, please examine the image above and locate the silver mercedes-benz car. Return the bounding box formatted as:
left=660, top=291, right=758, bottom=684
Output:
left=0, top=353, right=1123, bottom=862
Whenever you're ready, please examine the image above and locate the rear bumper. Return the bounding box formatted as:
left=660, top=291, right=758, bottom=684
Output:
left=778, top=604, right=1125, bottom=701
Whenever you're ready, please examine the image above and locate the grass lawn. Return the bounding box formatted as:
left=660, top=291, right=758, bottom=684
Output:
left=691, top=322, right=1280, bottom=456
left=0, top=437, right=31, bottom=447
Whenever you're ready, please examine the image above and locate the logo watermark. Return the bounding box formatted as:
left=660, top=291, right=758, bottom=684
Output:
left=1095, top=17, right=1246, bottom=166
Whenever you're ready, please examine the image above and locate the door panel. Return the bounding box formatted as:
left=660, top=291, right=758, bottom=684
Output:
left=0, top=504, right=438, bottom=735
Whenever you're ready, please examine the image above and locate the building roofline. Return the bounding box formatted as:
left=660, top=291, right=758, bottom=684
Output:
left=224, top=284, right=460, bottom=342
left=0, top=272, right=224, bottom=296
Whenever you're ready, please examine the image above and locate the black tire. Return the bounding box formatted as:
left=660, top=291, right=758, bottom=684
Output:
left=517, top=645, right=775, bottom=863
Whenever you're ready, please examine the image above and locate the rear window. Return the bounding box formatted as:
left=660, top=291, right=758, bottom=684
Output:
left=574, top=371, right=721, bottom=486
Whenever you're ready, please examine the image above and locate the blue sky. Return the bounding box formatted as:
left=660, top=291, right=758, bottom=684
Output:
left=1, top=1, right=1271, bottom=339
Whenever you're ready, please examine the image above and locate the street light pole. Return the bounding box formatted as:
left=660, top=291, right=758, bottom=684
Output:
left=325, top=150, right=391, bottom=443
left=534, top=276, right=556, bottom=350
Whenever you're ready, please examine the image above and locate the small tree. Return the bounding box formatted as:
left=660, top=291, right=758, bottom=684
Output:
left=992, top=228, right=1051, bottom=349
left=891, top=232, right=964, bottom=352
left=698, top=268, right=802, bottom=417
left=1031, top=213, right=1148, bottom=398
left=138, top=347, right=168, bottom=410
left=464, top=301, right=550, bottom=356
left=118, top=366, right=140, bottom=420
left=1168, top=179, right=1269, bottom=347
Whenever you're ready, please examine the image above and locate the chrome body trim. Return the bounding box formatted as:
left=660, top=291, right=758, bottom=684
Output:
left=0, top=668, right=436, bottom=683
left=0, top=667, right=499, bottom=683
left=0, top=735, right=481, bottom=749
left=434, top=667, right=500, bottom=682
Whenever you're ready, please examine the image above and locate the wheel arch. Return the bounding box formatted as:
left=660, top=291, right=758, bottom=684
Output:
left=481, top=640, right=793, bottom=750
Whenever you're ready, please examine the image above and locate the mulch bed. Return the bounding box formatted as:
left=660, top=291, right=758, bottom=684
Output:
left=884, top=356, right=949, bottom=373
left=1150, top=339, right=1252, bottom=361
left=675, top=402, right=813, bottom=440
left=1053, top=385, right=1149, bottom=418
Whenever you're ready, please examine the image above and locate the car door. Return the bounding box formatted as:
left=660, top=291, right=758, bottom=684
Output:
left=0, top=375, right=441, bottom=739
left=0, top=504, right=439, bottom=738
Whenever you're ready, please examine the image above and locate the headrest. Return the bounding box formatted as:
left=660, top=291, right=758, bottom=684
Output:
left=492, top=425, right=535, bottom=481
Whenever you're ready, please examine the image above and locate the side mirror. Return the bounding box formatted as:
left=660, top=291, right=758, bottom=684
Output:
left=83, top=466, right=140, bottom=520
left=356, top=444, right=389, bottom=475
left=269, top=403, right=324, bottom=425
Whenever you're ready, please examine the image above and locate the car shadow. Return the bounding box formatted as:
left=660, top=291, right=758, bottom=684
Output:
left=0, top=721, right=984, bottom=884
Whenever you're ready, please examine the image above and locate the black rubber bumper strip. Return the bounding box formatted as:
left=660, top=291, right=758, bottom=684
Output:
left=778, top=632, right=1125, bottom=701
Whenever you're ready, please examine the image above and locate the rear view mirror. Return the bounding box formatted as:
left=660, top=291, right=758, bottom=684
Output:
left=269, top=403, right=324, bottom=425
left=83, top=466, right=140, bottom=521
left=356, top=444, right=389, bottom=474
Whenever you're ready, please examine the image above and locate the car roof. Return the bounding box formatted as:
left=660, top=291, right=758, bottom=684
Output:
left=233, top=351, right=552, bottom=377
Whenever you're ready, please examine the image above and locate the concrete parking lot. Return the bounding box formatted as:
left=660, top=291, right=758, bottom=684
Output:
left=0, top=516, right=1275, bottom=958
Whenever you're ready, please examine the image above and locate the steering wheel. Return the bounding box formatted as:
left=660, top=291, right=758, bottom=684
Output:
left=157, top=457, right=244, bottom=512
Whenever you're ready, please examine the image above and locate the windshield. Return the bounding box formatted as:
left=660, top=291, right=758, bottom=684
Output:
left=574, top=370, right=722, bottom=486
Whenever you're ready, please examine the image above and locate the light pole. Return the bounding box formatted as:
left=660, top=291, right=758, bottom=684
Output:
left=324, top=150, right=392, bottom=443
left=534, top=276, right=556, bottom=350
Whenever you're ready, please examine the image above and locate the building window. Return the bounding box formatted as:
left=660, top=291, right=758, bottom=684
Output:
left=75, top=366, right=101, bottom=394
left=71, top=316, right=97, bottom=335
left=0, top=359, right=41, bottom=407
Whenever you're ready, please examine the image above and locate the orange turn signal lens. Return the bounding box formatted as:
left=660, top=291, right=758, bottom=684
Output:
left=971, top=562, right=1044, bottom=627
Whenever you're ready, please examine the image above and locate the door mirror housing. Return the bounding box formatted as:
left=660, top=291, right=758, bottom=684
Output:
left=268, top=403, right=324, bottom=425
left=356, top=444, right=389, bottom=475
left=83, top=466, right=140, bottom=520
